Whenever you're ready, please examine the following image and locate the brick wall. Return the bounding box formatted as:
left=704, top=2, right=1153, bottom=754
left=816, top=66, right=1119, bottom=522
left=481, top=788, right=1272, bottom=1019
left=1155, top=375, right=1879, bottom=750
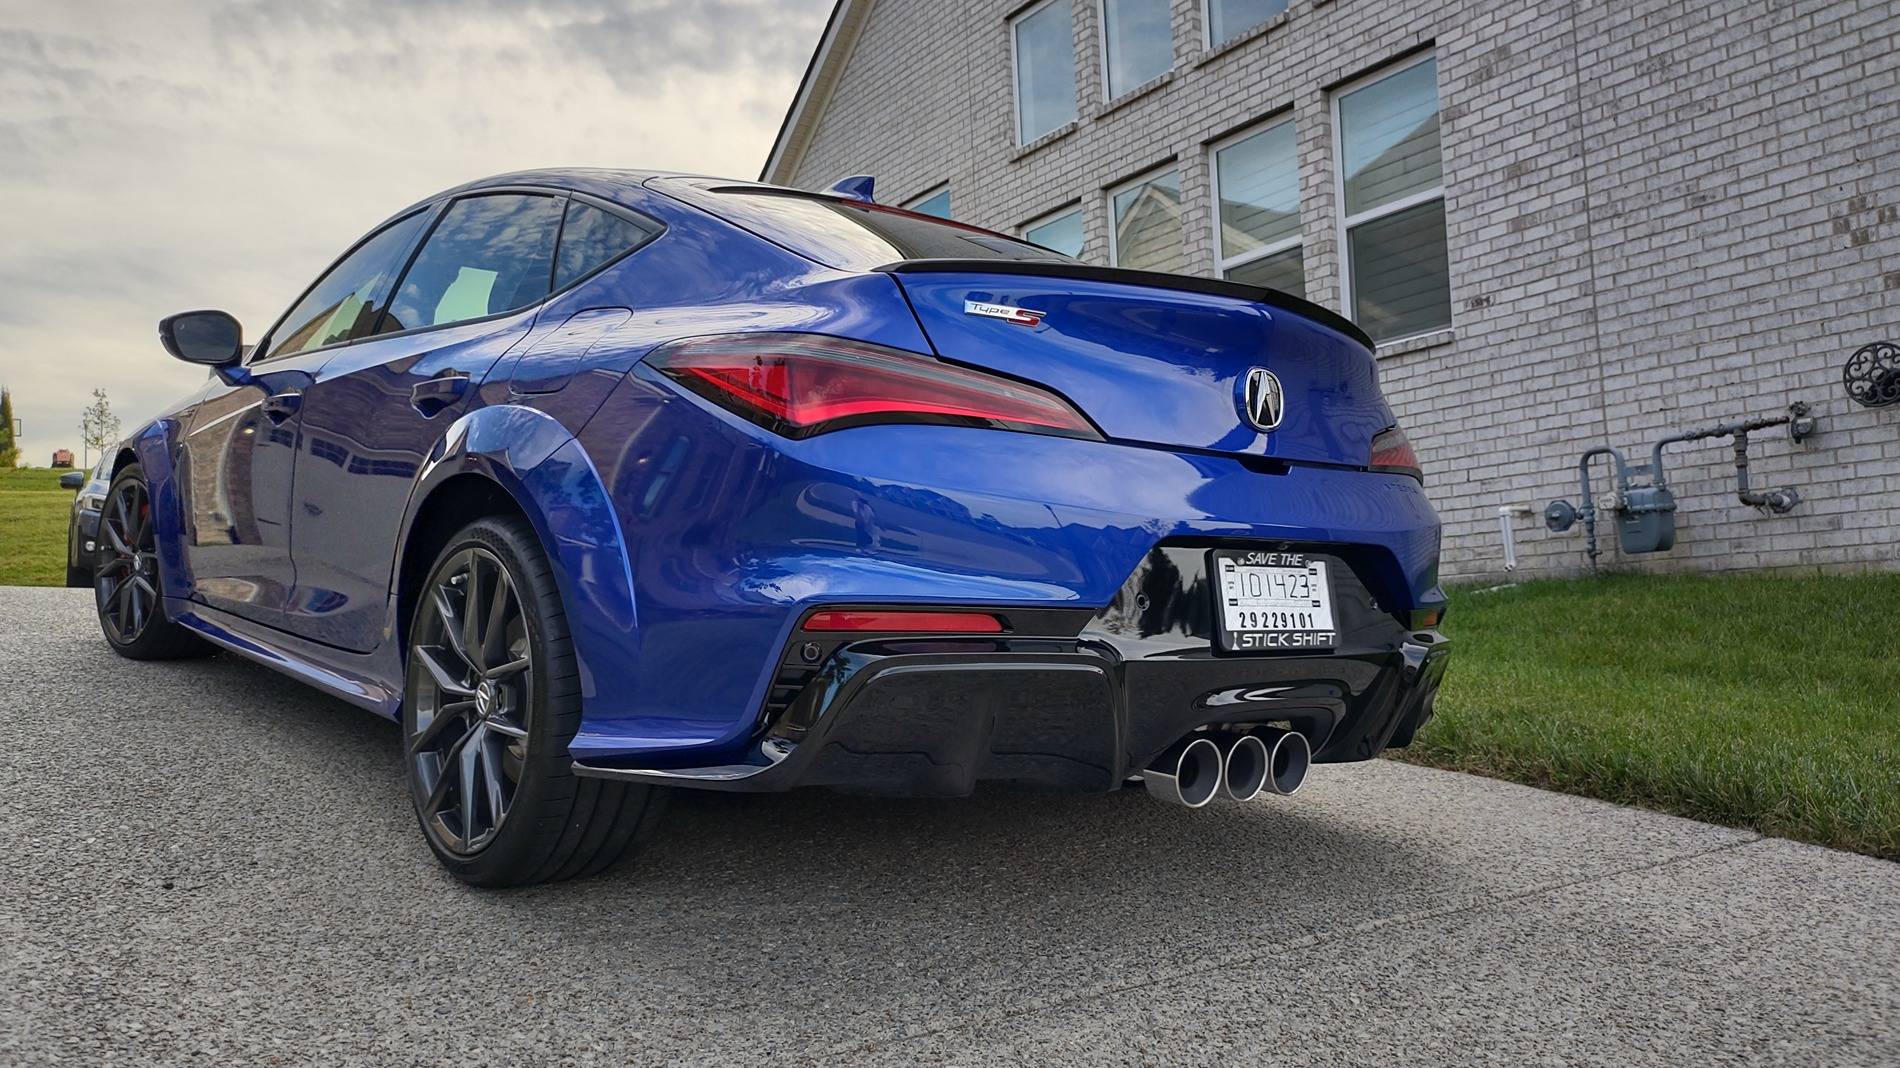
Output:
left=779, top=0, right=1900, bottom=581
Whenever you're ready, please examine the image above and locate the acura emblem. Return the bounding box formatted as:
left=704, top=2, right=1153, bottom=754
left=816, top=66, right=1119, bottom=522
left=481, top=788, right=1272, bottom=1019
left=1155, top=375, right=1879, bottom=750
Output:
left=1243, top=367, right=1284, bottom=431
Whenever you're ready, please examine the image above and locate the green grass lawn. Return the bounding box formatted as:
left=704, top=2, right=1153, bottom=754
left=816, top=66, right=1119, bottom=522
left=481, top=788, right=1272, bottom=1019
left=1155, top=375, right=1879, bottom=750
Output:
left=0, top=467, right=81, bottom=587
left=1395, top=571, right=1900, bottom=860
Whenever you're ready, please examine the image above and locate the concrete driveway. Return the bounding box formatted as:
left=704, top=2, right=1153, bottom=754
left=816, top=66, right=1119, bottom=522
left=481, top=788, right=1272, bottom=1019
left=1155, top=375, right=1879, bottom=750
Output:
left=3, top=585, right=1896, bottom=1065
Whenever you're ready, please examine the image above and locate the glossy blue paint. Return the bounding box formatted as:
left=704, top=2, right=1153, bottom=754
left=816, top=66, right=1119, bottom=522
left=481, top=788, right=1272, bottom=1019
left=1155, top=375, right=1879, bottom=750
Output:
left=128, top=417, right=197, bottom=603
left=284, top=305, right=537, bottom=650
left=565, top=365, right=1439, bottom=761
left=893, top=271, right=1392, bottom=468
left=395, top=403, right=641, bottom=713
left=173, top=355, right=314, bottom=624
left=124, top=168, right=1445, bottom=773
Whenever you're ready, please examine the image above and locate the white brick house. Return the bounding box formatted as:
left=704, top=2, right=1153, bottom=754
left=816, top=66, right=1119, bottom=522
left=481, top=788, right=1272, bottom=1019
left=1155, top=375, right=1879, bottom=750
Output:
left=761, top=0, right=1900, bottom=581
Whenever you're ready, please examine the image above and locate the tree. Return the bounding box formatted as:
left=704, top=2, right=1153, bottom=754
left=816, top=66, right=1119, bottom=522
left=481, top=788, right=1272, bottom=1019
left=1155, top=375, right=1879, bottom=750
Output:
left=0, top=386, right=16, bottom=469
left=79, top=388, right=120, bottom=469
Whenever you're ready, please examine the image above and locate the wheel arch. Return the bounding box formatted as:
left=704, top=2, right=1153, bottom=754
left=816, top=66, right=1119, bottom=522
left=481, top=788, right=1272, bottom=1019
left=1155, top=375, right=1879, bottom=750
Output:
left=394, top=473, right=533, bottom=649
left=391, top=405, right=638, bottom=706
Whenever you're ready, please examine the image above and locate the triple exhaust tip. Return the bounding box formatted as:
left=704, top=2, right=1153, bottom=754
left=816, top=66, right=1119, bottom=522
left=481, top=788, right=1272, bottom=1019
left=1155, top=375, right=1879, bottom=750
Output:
left=1142, top=730, right=1311, bottom=808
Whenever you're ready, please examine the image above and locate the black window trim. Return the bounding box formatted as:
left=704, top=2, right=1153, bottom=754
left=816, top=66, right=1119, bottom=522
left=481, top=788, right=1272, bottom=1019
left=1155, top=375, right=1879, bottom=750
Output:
left=548, top=191, right=667, bottom=296
left=363, top=189, right=566, bottom=343
left=249, top=203, right=444, bottom=365
left=249, top=185, right=664, bottom=365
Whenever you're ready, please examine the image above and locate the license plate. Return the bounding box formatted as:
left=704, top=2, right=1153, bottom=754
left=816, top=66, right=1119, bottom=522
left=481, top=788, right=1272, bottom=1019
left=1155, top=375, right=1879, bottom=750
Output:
left=1211, top=550, right=1337, bottom=652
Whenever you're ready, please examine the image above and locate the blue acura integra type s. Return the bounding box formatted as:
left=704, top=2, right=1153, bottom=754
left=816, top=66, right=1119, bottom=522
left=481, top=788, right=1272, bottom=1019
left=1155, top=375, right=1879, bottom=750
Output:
left=103, top=170, right=1449, bottom=885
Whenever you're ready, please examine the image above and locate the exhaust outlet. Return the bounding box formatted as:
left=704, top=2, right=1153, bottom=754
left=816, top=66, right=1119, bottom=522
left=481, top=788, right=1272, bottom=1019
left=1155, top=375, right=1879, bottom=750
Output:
left=1256, top=728, right=1312, bottom=797
left=1142, top=736, right=1223, bottom=808
left=1221, top=733, right=1272, bottom=801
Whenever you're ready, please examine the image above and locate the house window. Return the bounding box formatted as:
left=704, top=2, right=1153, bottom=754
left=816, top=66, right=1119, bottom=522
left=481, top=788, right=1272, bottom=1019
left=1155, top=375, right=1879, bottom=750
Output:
left=906, top=186, right=952, bottom=219
left=1108, top=167, right=1183, bottom=272
left=1335, top=52, right=1451, bottom=343
left=1101, top=0, right=1172, bottom=99
left=1204, top=0, right=1288, bottom=46
left=1212, top=116, right=1303, bottom=296
left=1012, top=0, right=1078, bottom=144
left=1023, top=205, right=1085, bottom=258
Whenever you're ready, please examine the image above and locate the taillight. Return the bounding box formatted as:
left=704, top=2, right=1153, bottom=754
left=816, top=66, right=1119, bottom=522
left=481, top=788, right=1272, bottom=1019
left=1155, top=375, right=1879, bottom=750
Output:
left=646, top=332, right=1100, bottom=441
left=1370, top=425, right=1423, bottom=481
left=804, top=609, right=1005, bottom=633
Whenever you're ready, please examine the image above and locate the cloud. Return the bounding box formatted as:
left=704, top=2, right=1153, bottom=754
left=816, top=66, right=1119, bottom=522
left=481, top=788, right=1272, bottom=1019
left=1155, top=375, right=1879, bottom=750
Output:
left=0, top=0, right=831, bottom=464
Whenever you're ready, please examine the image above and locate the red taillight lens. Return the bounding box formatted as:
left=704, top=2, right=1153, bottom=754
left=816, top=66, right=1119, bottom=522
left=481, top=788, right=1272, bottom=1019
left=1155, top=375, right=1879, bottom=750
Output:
left=804, top=610, right=1005, bottom=633
left=1370, top=426, right=1423, bottom=482
left=646, top=332, right=1100, bottom=440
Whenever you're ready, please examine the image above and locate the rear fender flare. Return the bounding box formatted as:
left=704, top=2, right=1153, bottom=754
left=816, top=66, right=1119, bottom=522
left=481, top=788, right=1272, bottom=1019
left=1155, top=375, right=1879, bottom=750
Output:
left=395, top=404, right=637, bottom=705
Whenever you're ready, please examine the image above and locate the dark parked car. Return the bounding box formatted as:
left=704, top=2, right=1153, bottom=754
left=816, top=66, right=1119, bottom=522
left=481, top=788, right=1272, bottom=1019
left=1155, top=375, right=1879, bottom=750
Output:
left=95, top=170, right=1449, bottom=886
left=62, top=454, right=111, bottom=587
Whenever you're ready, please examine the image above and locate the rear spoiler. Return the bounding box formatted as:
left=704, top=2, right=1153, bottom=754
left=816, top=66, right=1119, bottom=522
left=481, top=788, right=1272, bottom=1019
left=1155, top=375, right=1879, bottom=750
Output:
left=873, top=258, right=1375, bottom=352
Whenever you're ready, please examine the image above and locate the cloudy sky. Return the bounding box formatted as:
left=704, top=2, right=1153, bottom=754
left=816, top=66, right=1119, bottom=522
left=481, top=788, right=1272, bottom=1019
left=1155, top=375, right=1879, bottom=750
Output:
left=0, top=0, right=831, bottom=463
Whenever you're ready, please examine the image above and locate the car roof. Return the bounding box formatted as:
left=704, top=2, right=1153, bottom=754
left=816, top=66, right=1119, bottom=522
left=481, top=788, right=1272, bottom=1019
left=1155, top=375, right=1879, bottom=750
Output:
left=373, top=168, right=806, bottom=232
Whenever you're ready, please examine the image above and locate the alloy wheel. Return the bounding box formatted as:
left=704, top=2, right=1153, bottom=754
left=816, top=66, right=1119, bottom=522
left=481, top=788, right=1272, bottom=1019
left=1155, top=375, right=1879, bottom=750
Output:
left=409, top=547, right=535, bottom=855
left=96, top=477, right=159, bottom=644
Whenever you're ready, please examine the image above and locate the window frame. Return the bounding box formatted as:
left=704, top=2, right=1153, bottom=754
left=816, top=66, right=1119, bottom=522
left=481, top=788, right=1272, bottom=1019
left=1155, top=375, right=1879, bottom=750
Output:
left=1009, top=0, right=1078, bottom=146
left=1208, top=113, right=1302, bottom=284
left=1018, top=201, right=1086, bottom=258
left=1201, top=0, right=1289, bottom=50
left=1331, top=49, right=1449, bottom=345
left=1098, top=0, right=1174, bottom=101
left=250, top=186, right=662, bottom=362
left=549, top=193, right=664, bottom=297
left=903, top=184, right=953, bottom=219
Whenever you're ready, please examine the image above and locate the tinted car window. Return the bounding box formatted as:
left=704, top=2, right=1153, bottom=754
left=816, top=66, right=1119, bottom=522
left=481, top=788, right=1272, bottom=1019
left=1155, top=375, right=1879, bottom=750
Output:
left=555, top=201, right=654, bottom=289
left=378, top=194, right=563, bottom=335
left=698, top=189, right=1073, bottom=272
left=264, top=210, right=430, bottom=359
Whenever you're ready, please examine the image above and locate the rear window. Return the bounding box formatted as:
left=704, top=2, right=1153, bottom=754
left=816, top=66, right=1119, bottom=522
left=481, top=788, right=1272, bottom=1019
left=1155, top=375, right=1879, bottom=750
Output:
left=693, top=188, right=1075, bottom=271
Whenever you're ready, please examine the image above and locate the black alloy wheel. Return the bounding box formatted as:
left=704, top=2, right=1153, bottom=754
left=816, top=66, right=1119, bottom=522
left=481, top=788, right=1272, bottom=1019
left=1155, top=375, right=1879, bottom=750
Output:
left=96, top=474, right=159, bottom=645
left=94, top=463, right=206, bottom=660
left=403, top=515, right=666, bottom=886
left=408, top=545, right=534, bottom=854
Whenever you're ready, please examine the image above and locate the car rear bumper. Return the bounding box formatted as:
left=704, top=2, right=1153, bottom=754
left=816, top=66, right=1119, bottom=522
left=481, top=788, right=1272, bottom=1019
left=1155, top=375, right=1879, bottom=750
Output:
left=572, top=546, right=1449, bottom=796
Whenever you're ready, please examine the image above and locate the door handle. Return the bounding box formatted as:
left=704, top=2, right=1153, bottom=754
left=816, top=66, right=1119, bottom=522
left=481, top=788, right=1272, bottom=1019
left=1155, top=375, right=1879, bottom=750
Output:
left=410, top=373, right=469, bottom=417
left=261, top=390, right=303, bottom=424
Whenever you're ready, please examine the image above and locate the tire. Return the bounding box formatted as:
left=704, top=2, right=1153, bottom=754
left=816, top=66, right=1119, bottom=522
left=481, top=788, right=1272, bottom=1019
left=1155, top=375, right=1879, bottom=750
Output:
left=94, top=464, right=210, bottom=660
left=403, top=514, right=667, bottom=887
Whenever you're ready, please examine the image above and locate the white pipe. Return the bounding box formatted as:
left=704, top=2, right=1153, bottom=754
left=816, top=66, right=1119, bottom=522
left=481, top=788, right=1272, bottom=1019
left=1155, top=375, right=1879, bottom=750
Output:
left=1496, top=505, right=1534, bottom=572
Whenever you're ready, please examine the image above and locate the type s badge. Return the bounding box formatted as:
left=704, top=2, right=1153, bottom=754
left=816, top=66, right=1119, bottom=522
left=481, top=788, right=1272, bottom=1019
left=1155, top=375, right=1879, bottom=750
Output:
left=964, top=300, right=1044, bottom=327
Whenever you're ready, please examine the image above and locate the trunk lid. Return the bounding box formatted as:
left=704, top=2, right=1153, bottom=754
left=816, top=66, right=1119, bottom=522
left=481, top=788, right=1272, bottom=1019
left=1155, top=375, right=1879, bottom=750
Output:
left=884, top=262, right=1392, bottom=468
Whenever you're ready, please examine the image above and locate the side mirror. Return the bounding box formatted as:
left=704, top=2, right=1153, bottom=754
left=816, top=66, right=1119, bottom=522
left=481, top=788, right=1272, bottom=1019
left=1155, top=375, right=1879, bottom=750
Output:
left=59, top=471, right=85, bottom=490
left=159, top=310, right=243, bottom=366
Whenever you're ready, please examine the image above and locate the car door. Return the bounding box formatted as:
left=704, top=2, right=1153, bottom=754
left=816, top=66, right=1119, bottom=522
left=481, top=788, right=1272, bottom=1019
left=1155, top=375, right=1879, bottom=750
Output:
left=176, top=208, right=433, bottom=626
left=283, top=191, right=567, bottom=651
